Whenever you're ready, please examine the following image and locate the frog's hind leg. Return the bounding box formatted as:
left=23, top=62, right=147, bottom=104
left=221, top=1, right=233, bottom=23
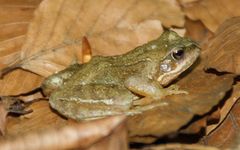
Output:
left=49, top=84, right=138, bottom=120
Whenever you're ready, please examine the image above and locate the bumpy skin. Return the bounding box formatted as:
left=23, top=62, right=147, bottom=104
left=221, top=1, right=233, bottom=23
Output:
left=42, top=31, right=200, bottom=120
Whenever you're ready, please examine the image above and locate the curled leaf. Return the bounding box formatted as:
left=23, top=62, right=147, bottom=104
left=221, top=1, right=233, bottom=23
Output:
left=206, top=82, right=240, bottom=134
left=82, top=37, right=92, bottom=63
left=201, top=98, right=240, bottom=149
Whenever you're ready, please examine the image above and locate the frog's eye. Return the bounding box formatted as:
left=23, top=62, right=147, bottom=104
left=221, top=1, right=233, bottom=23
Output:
left=171, top=48, right=184, bottom=60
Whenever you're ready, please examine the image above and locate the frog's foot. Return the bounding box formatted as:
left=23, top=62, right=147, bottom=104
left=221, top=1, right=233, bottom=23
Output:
left=165, top=84, right=188, bottom=95
left=143, top=84, right=188, bottom=101
left=132, top=85, right=188, bottom=107
left=133, top=97, right=154, bottom=106
left=126, top=101, right=169, bottom=115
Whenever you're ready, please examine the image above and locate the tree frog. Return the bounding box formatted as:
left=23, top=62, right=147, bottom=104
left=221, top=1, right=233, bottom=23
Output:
left=42, top=30, right=200, bottom=120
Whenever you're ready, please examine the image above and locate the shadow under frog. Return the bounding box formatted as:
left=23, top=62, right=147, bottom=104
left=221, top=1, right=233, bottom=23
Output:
left=42, top=30, right=200, bottom=120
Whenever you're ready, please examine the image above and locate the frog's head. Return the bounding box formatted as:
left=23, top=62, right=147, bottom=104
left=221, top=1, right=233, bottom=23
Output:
left=157, top=30, right=200, bottom=86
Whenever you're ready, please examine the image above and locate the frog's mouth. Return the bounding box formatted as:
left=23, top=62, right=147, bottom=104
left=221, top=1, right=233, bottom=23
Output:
left=157, top=47, right=200, bottom=86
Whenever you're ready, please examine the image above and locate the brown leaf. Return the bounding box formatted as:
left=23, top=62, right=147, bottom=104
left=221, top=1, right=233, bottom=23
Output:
left=0, top=69, right=43, bottom=96
left=6, top=101, right=67, bottom=137
left=0, top=0, right=41, bottom=24
left=86, top=116, right=127, bottom=150
left=203, top=17, right=240, bottom=74
left=178, top=0, right=200, bottom=5
left=0, top=102, right=8, bottom=135
left=3, top=115, right=127, bottom=150
left=0, top=96, right=33, bottom=135
left=201, top=98, right=240, bottom=149
left=0, top=23, right=28, bottom=41
left=180, top=115, right=208, bottom=134
left=185, top=18, right=213, bottom=45
left=132, top=144, right=219, bottom=150
left=182, top=0, right=240, bottom=32
left=206, top=82, right=240, bottom=134
left=0, top=36, right=25, bottom=72
left=127, top=69, right=234, bottom=143
left=4, top=0, right=185, bottom=77
left=0, top=0, right=42, bottom=71
left=0, top=1, right=43, bottom=98
left=179, top=82, right=240, bottom=136
left=82, top=37, right=92, bottom=63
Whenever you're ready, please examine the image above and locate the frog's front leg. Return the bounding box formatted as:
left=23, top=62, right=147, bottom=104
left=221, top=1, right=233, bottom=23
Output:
left=124, top=76, right=188, bottom=105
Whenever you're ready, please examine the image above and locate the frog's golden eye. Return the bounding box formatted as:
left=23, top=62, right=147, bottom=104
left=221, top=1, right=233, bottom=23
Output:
left=171, top=48, right=184, bottom=60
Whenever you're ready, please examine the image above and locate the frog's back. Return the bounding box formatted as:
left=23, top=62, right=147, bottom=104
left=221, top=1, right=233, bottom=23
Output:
left=70, top=58, right=138, bottom=86
left=69, top=36, right=168, bottom=86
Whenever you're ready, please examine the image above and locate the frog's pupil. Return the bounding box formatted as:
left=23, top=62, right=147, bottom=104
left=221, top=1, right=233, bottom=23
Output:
left=172, top=49, right=184, bottom=60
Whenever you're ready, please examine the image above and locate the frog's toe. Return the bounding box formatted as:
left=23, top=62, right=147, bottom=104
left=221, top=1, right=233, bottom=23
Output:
left=165, top=88, right=188, bottom=95
left=168, top=84, right=180, bottom=90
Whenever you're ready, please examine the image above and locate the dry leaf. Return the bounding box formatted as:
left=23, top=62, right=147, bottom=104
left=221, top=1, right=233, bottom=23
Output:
left=1, top=1, right=238, bottom=149
left=3, top=116, right=127, bottom=150
left=178, top=0, right=199, bottom=5
left=0, top=23, right=28, bottom=41
left=170, top=28, right=186, bottom=36
left=183, top=17, right=240, bottom=136
left=6, top=101, right=67, bottom=137
left=182, top=0, right=240, bottom=32
left=0, top=103, right=7, bottom=135
left=0, top=69, right=43, bottom=96
left=82, top=37, right=92, bottom=63
left=0, top=0, right=42, bottom=71
left=0, top=96, right=33, bottom=135
left=127, top=69, right=233, bottom=143
left=0, top=0, right=43, bottom=97
left=132, top=143, right=219, bottom=150
left=185, top=18, right=213, bottom=45
left=0, top=0, right=185, bottom=77
left=178, top=80, right=240, bottom=136
left=0, top=0, right=41, bottom=24
left=206, top=82, right=240, bottom=134
left=86, top=117, right=127, bottom=150
left=201, top=98, right=240, bottom=149
left=203, top=17, right=240, bottom=74
left=180, top=115, right=208, bottom=134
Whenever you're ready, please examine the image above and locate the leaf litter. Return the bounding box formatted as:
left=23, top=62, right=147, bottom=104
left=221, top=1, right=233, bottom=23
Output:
left=0, top=96, right=33, bottom=135
left=0, top=0, right=240, bottom=149
left=4, top=115, right=127, bottom=150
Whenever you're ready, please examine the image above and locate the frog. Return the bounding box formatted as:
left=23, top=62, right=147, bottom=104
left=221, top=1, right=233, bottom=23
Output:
left=41, top=30, right=200, bottom=120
